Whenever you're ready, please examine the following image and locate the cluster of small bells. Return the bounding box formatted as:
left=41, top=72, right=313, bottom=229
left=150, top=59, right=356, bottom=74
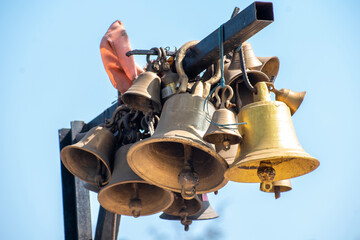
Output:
left=61, top=41, right=320, bottom=231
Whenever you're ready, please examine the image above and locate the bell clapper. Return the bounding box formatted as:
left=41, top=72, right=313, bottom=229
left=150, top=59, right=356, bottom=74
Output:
left=274, top=186, right=281, bottom=199
left=178, top=145, right=199, bottom=200
left=257, top=162, right=276, bottom=192
left=95, top=157, right=105, bottom=187
left=180, top=215, right=192, bottom=231
left=214, top=190, right=218, bottom=195
left=223, top=138, right=231, bottom=150
left=129, top=183, right=142, bottom=218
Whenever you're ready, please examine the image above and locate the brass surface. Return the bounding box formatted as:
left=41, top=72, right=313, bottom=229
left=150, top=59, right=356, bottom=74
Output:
left=163, top=193, right=202, bottom=217
left=98, top=144, right=174, bottom=216
left=242, top=42, right=262, bottom=69
left=122, top=71, right=162, bottom=113
left=225, top=82, right=319, bottom=182
left=127, top=93, right=229, bottom=194
left=260, top=179, right=292, bottom=193
left=61, top=126, right=115, bottom=185
left=161, top=71, right=179, bottom=101
left=254, top=56, right=280, bottom=79
left=215, top=143, right=238, bottom=165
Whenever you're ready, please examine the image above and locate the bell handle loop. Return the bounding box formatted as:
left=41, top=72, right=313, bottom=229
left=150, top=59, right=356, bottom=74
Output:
left=221, top=85, right=234, bottom=109
left=146, top=47, right=162, bottom=72
left=265, top=82, right=280, bottom=95
left=175, top=40, right=200, bottom=93
left=237, top=44, right=256, bottom=93
left=146, top=47, right=162, bottom=64
left=204, top=59, right=221, bottom=86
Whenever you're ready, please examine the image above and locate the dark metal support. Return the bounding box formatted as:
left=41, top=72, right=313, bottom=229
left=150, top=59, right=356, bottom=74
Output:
left=182, top=2, right=274, bottom=79
left=95, top=206, right=121, bottom=240
left=59, top=121, right=92, bottom=240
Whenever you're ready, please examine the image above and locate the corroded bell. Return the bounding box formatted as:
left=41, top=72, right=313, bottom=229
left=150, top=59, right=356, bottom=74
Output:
left=225, top=82, right=319, bottom=187
left=61, top=126, right=115, bottom=186
left=254, top=56, right=280, bottom=80
left=260, top=179, right=292, bottom=199
left=267, top=83, right=306, bottom=116
left=122, top=71, right=162, bottom=113
left=163, top=193, right=202, bottom=218
left=203, top=86, right=242, bottom=149
left=98, top=144, right=174, bottom=217
left=127, top=93, right=228, bottom=199
left=242, top=42, right=262, bottom=69
left=160, top=194, right=219, bottom=231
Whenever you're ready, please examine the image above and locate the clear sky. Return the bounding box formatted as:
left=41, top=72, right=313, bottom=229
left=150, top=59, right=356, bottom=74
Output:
left=1, top=0, right=359, bottom=239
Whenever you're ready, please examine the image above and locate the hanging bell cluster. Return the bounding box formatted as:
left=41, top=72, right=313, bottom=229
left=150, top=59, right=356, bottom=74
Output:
left=60, top=34, right=319, bottom=232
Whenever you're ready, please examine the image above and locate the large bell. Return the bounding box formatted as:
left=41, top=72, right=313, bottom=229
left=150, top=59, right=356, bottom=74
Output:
left=225, top=82, right=319, bottom=187
left=122, top=70, right=162, bottom=113
left=160, top=194, right=219, bottom=231
left=61, top=126, right=115, bottom=186
left=98, top=144, right=174, bottom=217
left=260, top=179, right=292, bottom=199
left=254, top=56, right=280, bottom=80
left=127, top=93, right=228, bottom=199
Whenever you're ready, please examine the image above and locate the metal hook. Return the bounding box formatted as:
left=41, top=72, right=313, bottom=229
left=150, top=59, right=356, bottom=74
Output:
left=214, top=85, right=234, bottom=109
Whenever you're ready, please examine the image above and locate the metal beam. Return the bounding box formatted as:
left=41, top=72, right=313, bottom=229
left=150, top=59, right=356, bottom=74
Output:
left=183, top=1, right=274, bottom=78
left=95, top=206, right=121, bottom=240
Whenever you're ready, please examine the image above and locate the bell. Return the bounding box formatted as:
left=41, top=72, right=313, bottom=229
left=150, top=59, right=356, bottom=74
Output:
left=161, top=70, right=179, bottom=101
left=242, top=42, right=262, bottom=69
left=260, top=179, right=292, bottom=199
left=61, top=126, right=115, bottom=186
left=227, top=50, right=241, bottom=71
left=203, top=86, right=242, bottom=149
left=98, top=144, right=174, bottom=217
left=163, top=193, right=202, bottom=218
left=160, top=194, right=219, bottom=231
left=225, top=82, right=319, bottom=187
left=127, top=93, right=228, bottom=199
left=122, top=71, right=162, bottom=113
left=254, top=56, right=280, bottom=80
left=267, top=82, right=306, bottom=116
left=215, top=143, right=238, bottom=165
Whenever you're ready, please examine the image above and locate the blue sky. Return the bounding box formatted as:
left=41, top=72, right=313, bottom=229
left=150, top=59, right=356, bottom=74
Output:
left=1, top=0, right=360, bottom=239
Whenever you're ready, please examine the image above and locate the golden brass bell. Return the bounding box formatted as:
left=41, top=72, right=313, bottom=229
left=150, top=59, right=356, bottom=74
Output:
left=160, top=194, right=219, bottom=231
left=61, top=126, right=115, bottom=186
left=98, top=144, right=174, bottom=217
left=254, top=56, right=280, bottom=80
left=267, top=82, right=306, bottom=116
left=242, top=42, right=262, bottom=69
left=203, top=86, right=242, bottom=149
left=122, top=70, right=162, bottom=113
left=260, top=179, right=292, bottom=199
left=225, top=82, right=319, bottom=186
left=127, top=92, right=228, bottom=200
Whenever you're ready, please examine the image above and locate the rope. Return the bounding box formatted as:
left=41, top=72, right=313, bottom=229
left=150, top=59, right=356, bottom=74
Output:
left=219, top=24, right=225, bottom=88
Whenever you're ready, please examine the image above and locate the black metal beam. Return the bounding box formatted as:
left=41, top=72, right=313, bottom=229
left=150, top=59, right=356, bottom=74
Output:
left=183, top=1, right=274, bottom=79
left=95, top=206, right=121, bottom=240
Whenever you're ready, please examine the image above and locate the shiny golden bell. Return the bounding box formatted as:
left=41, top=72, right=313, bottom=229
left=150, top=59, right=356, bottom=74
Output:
left=122, top=71, right=162, bottom=113
left=127, top=93, right=228, bottom=197
left=98, top=144, right=174, bottom=217
left=61, top=126, right=115, bottom=186
left=254, top=56, right=280, bottom=80
left=225, top=82, right=319, bottom=183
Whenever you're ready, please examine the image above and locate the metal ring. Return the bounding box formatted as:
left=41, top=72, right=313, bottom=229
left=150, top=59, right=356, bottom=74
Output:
left=146, top=47, right=162, bottom=64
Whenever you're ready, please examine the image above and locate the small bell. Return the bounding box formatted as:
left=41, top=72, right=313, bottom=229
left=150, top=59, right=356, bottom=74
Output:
left=160, top=194, right=219, bottom=231
left=61, top=126, right=115, bottom=186
left=242, top=42, right=262, bottom=69
left=260, top=179, right=292, bottom=199
left=203, top=85, right=242, bottom=149
left=98, top=144, right=174, bottom=217
left=254, top=56, right=280, bottom=81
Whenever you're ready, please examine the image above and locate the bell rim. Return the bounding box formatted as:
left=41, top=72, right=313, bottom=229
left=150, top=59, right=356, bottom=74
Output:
left=127, top=136, right=229, bottom=194
left=225, top=150, right=320, bottom=183
left=122, top=92, right=162, bottom=113
left=98, top=181, right=174, bottom=216
left=61, top=145, right=111, bottom=185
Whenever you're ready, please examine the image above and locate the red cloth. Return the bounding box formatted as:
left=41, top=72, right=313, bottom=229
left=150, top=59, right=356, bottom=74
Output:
left=100, top=20, right=143, bottom=93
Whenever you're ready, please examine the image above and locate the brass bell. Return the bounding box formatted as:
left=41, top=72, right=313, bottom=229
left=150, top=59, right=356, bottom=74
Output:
left=161, top=70, right=179, bottom=101
left=163, top=193, right=202, bottom=218
left=61, top=126, right=115, bottom=186
left=260, top=179, right=292, bottom=199
left=254, top=56, right=280, bottom=80
left=215, top=143, right=238, bottom=165
left=160, top=194, right=219, bottom=231
left=127, top=92, right=228, bottom=200
left=242, top=42, right=262, bottom=69
left=203, top=85, right=242, bottom=149
left=225, top=82, right=319, bottom=187
left=98, top=144, right=174, bottom=217
left=267, top=82, right=306, bottom=116
left=121, top=70, right=162, bottom=113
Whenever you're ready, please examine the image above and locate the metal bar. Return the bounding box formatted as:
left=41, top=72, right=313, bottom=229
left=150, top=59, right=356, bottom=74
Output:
left=59, top=121, right=93, bottom=240
left=95, top=206, right=121, bottom=240
left=126, top=49, right=176, bottom=57
left=182, top=1, right=274, bottom=79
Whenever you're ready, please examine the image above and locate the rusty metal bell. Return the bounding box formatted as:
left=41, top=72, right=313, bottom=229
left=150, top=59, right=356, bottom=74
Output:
left=267, top=82, right=306, bottom=116
left=122, top=71, right=162, bottom=113
left=254, top=56, right=280, bottom=80
left=260, top=179, right=292, bottom=199
left=242, top=42, right=262, bottom=69
left=160, top=194, right=219, bottom=231
left=127, top=92, right=228, bottom=200
left=203, top=86, right=242, bottom=149
left=61, top=126, right=115, bottom=186
left=225, top=82, right=319, bottom=188
left=98, top=144, right=174, bottom=217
